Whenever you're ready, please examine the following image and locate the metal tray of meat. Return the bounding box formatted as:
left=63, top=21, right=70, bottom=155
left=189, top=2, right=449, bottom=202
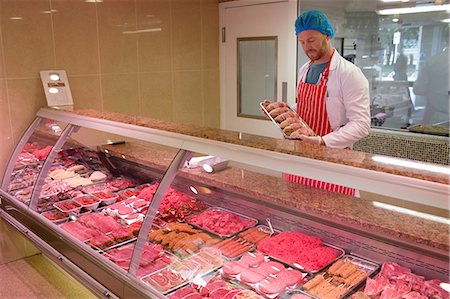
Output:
left=260, top=242, right=345, bottom=274
left=141, top=267, right=189, bottom=295
left=182, top=247, right=224, bottom=276
left=259, top=102, right=315, bottom=139
left=90, top=236, right=137, bottom=252
left=216, top=236, right=256, bottom=260
left=238, top=225, right=279, bottom=244
left=185, top=206, right=258, bottom=239
left=300, top=255, right=379, bottom=299
left=166, top=269, right=265, bottom=299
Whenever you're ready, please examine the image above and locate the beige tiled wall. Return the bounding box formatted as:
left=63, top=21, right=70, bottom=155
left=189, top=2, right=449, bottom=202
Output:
left=0, top=0, right=219, bottom=263
left=0, top=0, right=220, bottom=179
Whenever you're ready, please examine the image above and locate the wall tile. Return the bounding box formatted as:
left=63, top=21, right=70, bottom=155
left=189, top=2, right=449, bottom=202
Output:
left=101, top=73, right=139, bottom=115
left=201, top=0, right=219, bottom=70
left=69, top=75, right=102, bottom=111
left=172, top=0, right=202, bottom=71
left=203, top=70, right=220, bottom=128
left=52, top=0, right=100, bottom=76
left=136, top=0, right=172, bottom=72
left=172, top=71, right=203, bottom=125
left=0, top=79, right=13, bottom=182
left=1, top=0, right=54, bottom=78
left=139, top=72, right=172, bottom=120
left=97, top=0, right=138, bottom=74
left=0, top=2, right=4, bottom=79
left=7, top=78, right=46, bottom=143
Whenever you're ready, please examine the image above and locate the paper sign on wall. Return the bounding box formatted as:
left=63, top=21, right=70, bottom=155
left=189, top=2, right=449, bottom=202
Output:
left=40, top=70, right=74, bottom=107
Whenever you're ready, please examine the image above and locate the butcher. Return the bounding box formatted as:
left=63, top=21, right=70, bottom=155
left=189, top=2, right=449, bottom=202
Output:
left=276, top=10, right=371, bottom=196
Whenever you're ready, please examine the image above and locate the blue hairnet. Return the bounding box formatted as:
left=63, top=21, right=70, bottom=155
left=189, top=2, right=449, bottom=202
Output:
left=295, top=10, right=334, bottom=38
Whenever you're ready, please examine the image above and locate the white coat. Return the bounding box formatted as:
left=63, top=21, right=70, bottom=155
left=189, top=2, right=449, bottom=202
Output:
left=297, top=50, right=371, bottom=148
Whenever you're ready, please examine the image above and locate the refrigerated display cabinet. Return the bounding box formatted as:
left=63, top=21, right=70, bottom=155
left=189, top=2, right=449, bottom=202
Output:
left=0, top=107, right=448, bottom=299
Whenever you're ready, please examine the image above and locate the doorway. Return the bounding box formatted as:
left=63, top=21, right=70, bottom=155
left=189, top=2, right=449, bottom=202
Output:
left=219, top=0, right=297, bottom=138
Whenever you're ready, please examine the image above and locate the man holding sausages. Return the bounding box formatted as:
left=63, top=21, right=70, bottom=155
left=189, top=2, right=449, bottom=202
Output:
left=275, top=10, right=371, bottom=196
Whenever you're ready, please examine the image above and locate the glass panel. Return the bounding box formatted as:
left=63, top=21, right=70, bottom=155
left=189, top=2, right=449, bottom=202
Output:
left=238, top=37, right=277, bottom=118
left=7, top=118, right=68, bottom=205
left=25, top=126, right=180, bottom=278
left=297, top=1, right=449, bottom=136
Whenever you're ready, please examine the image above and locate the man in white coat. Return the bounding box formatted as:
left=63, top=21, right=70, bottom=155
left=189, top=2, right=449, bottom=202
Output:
left=280, top=10, right=371, bottom=195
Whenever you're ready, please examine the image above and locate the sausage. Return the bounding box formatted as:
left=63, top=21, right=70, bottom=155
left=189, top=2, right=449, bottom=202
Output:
left=328, top=260, right=345, bottom=275
left=283, top=123, right=304, bottom=136
left=266, top=102, right=286, bottom=112
left=262, top=99, right=271, bottom=108
left=216, top=237, right=235, bottom=249
left=303, top=274, right=325, bottom=290
left=348, top=271, right=367, bottom=285
left=269, top=107, right=289, bottom=118
left=279, top=117, right=299, bottom=129
left=341, top=263, right=358, bottom=278
left=274, top=111, right=295, bottom=122
left=289, top=127, right=315, bottom=138
left=228, top=243, right=252, bottom=258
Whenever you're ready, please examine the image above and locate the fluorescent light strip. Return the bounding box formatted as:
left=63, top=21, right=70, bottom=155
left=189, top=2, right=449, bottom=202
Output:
left=372, top=156, right=450, bottom=175
left=377, top=4, right=450, bottom=15
left=122, top=28, right=162, bottom=34
left=373, top=201, right=450, bottom=225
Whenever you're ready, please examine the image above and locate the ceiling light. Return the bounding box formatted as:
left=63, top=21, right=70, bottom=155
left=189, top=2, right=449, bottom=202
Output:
left=392, top=18, right=399, bottom=22
left=189, top=186, right=198, bottom=195
left=377, top=4, right=450, bottom=15
left=122, top=28, right=162, bottom=34
left=9, top=17, right=23, bottom=20
left=441, top=18, right=450, bottom=23
left=381, top=0, right=409, bottom=2
left=372, top=156, right=450, bottom=175
left=48, top=87, right=59, bottom=94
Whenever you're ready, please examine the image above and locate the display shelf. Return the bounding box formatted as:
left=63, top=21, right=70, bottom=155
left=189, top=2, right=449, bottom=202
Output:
left=0, top=108, right=447, bottom=299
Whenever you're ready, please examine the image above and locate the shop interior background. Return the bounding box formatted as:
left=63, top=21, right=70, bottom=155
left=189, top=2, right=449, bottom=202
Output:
left=0, top=0, right=448, bottom=182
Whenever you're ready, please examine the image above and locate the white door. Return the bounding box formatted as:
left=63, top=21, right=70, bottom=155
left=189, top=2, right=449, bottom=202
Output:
left=220, top=0, right=297, bottom=138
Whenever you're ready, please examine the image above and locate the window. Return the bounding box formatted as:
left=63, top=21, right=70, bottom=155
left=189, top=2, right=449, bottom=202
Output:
left=297, top=0, right=449, bottom=136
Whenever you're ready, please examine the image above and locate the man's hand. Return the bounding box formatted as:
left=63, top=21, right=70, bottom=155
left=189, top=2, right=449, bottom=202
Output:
left=299, top=135, right=325, bottom=145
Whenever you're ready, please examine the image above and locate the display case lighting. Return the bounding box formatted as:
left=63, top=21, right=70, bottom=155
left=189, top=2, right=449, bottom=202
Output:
left=202, top=160, right=229, bottom=173
left=373, top=202, right=450, bottom=225
left=372, top=156, right=450, bottom=175
left=189, top=186, right=198, bottom=195
left=440, top=282, right=450, bottom=292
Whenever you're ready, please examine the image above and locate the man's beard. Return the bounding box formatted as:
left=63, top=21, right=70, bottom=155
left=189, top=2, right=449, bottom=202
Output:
left=307, top=39, right=327, bottom=61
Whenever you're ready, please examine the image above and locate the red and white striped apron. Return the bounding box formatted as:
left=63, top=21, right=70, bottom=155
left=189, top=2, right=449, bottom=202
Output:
left=285, top=51, right=355, bottom=196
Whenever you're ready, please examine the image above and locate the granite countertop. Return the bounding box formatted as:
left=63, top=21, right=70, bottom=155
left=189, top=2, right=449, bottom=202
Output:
left=101, top=142, right=449, bottom=253
left=51, top=108, right=449, bottom=185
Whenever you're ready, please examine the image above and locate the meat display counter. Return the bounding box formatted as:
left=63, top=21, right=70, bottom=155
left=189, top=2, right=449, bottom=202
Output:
left=0, top=108, right=448, bottom=299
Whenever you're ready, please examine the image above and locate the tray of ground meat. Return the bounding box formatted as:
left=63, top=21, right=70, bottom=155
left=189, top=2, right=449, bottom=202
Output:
left=257, top=232, right=344, bottom=273
left=185, top=207, right=257, bottom=238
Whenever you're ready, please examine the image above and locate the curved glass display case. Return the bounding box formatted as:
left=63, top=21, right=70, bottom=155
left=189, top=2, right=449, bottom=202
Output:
left=0, top=107, right=448, bottom=299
